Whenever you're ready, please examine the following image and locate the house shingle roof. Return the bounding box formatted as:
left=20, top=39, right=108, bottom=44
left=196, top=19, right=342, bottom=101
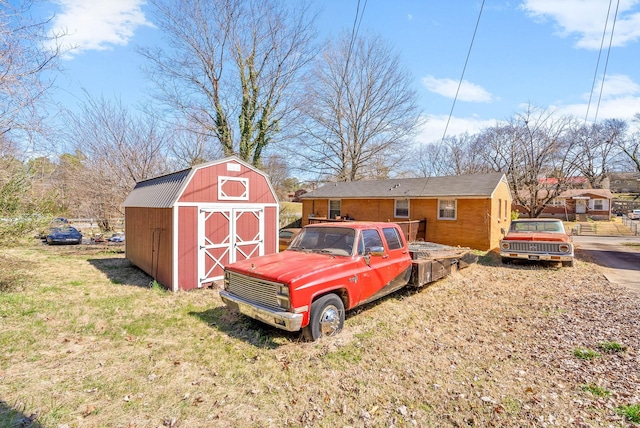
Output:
left=300, top=173, right=507, bottom=199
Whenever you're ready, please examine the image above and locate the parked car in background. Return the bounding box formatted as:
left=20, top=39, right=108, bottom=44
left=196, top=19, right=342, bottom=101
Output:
left=500, top=218, right=574, bottom=267
left=46, top=226, right=83, bottom=245
left=629, top=209, right=640, bottom=220
left=278, top=227, right=301, bottom=251
left=39, top=217, right=71, bottom=239
left=108, top=232, right=125, bottom=243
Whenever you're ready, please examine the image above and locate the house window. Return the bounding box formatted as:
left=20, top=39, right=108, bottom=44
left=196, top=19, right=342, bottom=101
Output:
left=438, top=199, right=456, bottom=220
left=498, top=199, right=502, bottom=222
left=546, top=198, right=565, bottom=207
left=329, top=200, right=341, bottom=219
left=590, top=199, right=606, bottom=210
left=395, top=199, right=409, bottom=218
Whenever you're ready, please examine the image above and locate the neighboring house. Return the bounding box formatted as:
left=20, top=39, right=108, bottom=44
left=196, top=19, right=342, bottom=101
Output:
left=512, top=188, right=613, bottom=221
left=608, top=172, right=640, bottom=193
left=299, top=173, right=511, bottom=251
left=122, top=156, right=279, bottom=291
left=539, top=176, right=589, bottom=189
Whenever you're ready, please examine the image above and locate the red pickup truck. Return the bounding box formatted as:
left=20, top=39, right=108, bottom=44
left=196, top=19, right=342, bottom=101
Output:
left=500, top=218, right=574, bottom=267
left=220, top=222, right=474, bottom=340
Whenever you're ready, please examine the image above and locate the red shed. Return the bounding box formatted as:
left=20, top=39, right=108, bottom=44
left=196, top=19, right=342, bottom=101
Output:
left=122, top=156, right=279, bottom=291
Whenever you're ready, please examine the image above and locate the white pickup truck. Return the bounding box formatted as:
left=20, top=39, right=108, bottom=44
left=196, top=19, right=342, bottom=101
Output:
left=629, top=209, right=640, bottom=220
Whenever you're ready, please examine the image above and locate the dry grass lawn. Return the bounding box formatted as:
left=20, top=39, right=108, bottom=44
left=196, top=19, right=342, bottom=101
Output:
left=1, top=242, right=639, bottom=427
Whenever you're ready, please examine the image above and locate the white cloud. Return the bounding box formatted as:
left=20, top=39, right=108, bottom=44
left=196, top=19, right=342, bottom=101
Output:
left=421, top=75, right=493, bottom=103
left=593, top=74, right=640, bottom=98
left=559, top=74, right=640, bottom=121
left=414, top=114, right=499, bottom=144
left=49, top=0, right=153, bottom=58
left=407, top=14, right=413, bottom=21
left=521, top=0, right=640, bottom=49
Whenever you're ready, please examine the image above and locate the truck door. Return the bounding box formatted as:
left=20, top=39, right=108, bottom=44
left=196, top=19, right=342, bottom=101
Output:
left=356, top=227, right=411, bottom=305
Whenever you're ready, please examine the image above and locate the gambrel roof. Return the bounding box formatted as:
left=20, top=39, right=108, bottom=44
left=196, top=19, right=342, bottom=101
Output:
left=122, top=156, right=274, bottom=208
left=300, top=173, right=508, bottom=200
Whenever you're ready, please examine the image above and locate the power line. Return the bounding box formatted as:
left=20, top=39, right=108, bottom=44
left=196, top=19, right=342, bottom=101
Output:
left=592, top=0, right=621, bottom=124
left=585, top=0, right=618, bottom=123
left=441, top=0, right=486, bottom=142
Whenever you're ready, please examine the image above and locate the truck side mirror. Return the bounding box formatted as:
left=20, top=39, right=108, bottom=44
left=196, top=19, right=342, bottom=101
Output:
left=500, top=227, right=506, bottom=236
left=368, top=246, right=386, bottom=257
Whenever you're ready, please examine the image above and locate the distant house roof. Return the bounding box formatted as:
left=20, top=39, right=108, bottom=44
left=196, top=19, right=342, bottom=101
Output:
left=122, top=156, right=266, bottom=208
left=300, top=172, right=507, bottom=199
left=559, top=188, right=613, bottom=199
left=539, top=176, right=587, bottom=185
left=516, top=188, right=613, bottom=200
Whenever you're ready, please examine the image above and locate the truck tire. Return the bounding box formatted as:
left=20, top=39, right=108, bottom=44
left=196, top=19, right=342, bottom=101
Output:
left=302, top=294, right=345, bottom=341
left=562, top=260, right=574, bottom=267
left=501, top=257, right=512, bottom=264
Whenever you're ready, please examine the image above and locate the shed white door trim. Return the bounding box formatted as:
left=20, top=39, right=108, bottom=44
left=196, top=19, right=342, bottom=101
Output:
left=198, top=205, right=265, bottom=286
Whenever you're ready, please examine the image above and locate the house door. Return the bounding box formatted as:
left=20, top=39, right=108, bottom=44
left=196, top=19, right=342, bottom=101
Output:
left=576, top=199, right=587, bottom=214
left=198, top=207, right=264, bottom=286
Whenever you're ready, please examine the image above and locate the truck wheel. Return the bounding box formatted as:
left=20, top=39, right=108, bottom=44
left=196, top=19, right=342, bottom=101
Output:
left=562, top=260, right=574, bottom=267
left=501, top=257, right=512, bottom=264
left=302, top=294, right=344, bottom=341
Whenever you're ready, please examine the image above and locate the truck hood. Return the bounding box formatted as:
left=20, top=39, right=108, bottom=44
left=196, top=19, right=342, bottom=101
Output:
left=502, top=232, right=571, bottom=242
left=226, top=250, right=358, bottom=285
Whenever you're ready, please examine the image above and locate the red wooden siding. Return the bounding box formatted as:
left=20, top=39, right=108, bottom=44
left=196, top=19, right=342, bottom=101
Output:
left=177, top=206, right=198, bottom=291
left=178, top=163, right=277, bottom=205
left=264, top=207, right=278, bottom=254
left=125, top=207, right=173, bottom=288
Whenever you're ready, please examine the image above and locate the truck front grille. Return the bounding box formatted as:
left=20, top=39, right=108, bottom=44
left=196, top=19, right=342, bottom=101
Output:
left=225, top=271, right=282, bottom=310
left=506, top=241, right=566, bottom=253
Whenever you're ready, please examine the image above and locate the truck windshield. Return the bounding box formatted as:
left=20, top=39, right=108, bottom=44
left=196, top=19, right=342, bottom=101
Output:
left=290, top=227, right=355, bottom=255
left=510, top=221, right=565, bottom=233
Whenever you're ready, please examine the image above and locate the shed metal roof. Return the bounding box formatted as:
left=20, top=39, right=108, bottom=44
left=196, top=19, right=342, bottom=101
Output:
left=122, top=168, right=191, bottom=208
left=300, top=173, right=507, bottom=199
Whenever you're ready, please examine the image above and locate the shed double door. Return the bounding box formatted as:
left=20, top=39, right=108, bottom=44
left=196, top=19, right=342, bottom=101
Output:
left=198, top=206, right=264, bottom=285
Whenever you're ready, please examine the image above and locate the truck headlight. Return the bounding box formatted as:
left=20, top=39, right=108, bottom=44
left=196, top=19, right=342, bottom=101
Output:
left=276, top=284, right=291, bottom=310
left=501, top=242, right=510, bottom=250
left=559, top=244, right=570, bottom=253
left=223, top=270, right=230, bottom=289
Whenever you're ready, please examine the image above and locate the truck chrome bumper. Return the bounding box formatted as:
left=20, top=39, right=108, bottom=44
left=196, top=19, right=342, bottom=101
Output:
left=219, top=290, right=303, bottom=332
left=500, top=251, right=573, bottom=261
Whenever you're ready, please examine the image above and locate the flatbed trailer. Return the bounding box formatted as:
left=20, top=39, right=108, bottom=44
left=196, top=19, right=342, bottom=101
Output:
left=408, top=242, right=477, bottom=286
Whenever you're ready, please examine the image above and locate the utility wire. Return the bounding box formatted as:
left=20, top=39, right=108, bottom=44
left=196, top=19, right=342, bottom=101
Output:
left=592, top=0, right=620, bottom=124
left=441, top=0, right=485, bottom=142
left=585, top=0, right=615, bottom=123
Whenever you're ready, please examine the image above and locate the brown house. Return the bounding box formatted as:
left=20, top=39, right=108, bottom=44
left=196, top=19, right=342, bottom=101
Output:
left=299, top=173, right=511, bottom=251
left=513, top=188, right=613, bottom=221
left=122, top=156, right=279, bottom=291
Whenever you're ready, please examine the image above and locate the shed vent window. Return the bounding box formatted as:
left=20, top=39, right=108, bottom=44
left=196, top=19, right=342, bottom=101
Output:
left=438, top=199, right=456, bottom=220
left=395, top=199, right=409, bottom=218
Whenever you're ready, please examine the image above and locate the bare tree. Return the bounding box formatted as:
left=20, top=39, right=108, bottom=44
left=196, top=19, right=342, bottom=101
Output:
left=478, top=105, right=578, bottom=218
left=0, top=0, right=61, bottom=137
left=140, top=0, right=316, bottom=167
left=568, top=119, right=626, bottom=188
left=0, top=1, right=63, bottom=239
left=618, top=113, right=640, bottom=174
left=166, top=124, right=223, bottom=170
left=64, top=95, right=169, bottom=228
left=292, top=33, right=423, bottom=181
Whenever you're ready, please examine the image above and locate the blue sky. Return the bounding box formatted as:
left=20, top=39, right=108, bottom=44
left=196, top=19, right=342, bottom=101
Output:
left=40, top=0, right=640, bottom=144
